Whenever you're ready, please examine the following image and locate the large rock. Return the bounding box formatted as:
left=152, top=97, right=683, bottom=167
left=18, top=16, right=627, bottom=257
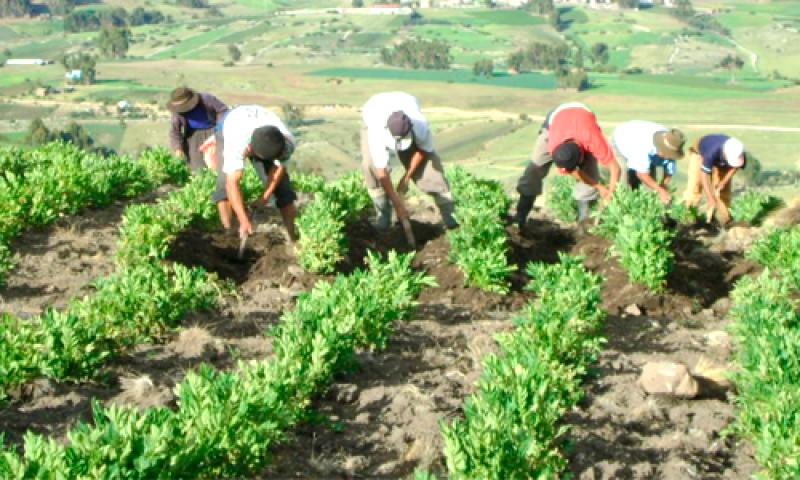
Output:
left=639, top=361, right=699, bottom=398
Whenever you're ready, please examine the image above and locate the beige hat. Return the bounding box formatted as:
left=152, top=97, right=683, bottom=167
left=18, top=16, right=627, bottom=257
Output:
left=166, top=87, right=199, bottom=114
left=653, top=128, right=686, bottom=160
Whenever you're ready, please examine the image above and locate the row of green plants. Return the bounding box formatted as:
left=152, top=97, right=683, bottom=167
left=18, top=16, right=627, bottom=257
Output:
left=0, top=167, right=237, bottom=401
left=593, top=188, right=683, bottom=292
left=0, top=143, right=189, bottom=286
left=728, top=225, right=800, bottom=479
left=294, top=172, right=371, bottom=274
left=438, top=254, right=605, bottom=478
left=0, top=252, right=433, bottom=479
left=447, top=167, right=516, bottom=294
left=729, top=191, right=784, bottom=226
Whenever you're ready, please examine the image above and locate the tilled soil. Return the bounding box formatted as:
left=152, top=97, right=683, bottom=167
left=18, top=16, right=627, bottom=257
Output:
left=0, top=199, right=764, bottom=480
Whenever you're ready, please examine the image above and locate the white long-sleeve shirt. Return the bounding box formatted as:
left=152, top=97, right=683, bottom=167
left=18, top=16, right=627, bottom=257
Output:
left=222, top=105, right=295, bottom=174
left=362, top=92, right=434, bottom=169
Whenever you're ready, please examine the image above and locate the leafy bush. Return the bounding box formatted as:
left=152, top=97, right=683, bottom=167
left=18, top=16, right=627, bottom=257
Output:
left=447, top=167, right=515, bottom=293
left=747, top=225, right=800, bottom=288
left=296, top=172, right=370, bottom=273
left=442, top=255, right=605, bottom=479
left=546, top=174, right=577, bottom=222
left=0, top=253, right=432, bottom=478
left=593, top=188, right=676, bottom=291
left=730, top=191, right=784, bottom=226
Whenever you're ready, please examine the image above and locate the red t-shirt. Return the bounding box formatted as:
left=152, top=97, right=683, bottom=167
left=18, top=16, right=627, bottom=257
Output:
left=547, top=106, right=615, bottom=173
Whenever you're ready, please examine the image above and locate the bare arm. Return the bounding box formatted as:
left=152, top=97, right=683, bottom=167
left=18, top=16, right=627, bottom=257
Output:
left=398, top=150, right=426, bottom=193
left=375, top=167, right=409, bottom=220
left=226, top=170, right=252, bottom=237
left=660, top=174, right=672, bottom=188
left=573, top=169, right=611, bottom=201
left=638, top=172, right=671, bottom=204
left=701, top=171, right=716, bottom=206
left=261, top=163, right=286, bottom=203
left=606, top=159, right=621, bottom=193
left=716, top=167, right=738, bottom=193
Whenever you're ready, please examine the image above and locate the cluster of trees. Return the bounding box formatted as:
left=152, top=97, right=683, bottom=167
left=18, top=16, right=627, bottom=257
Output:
left=176, top=0, right=208, bottom=8
left=0, top=0, right=32, bottom=17
left=26, top=119, right=94, bottom=150
left=670, top=0, right=730, bottom=36
left=96, top=24, right=131, bottom=58
left=380, top=39, right=452, bottom=70
left=65, top=7, right=167, bottom=32
left=472, top=58, right=494, bottom=78
left=507, top=41, right=569, bottom=72
left=526, top=0, right=554, bottom=15
left=61, top=52, right=96, bottom=84
left=719, top=54, right=744, bottom=82
left=555, top=67, right=589, bottom=91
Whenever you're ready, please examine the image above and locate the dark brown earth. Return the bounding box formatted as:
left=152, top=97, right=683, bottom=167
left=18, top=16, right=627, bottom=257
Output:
left=0, top=197, right=766, bottom=480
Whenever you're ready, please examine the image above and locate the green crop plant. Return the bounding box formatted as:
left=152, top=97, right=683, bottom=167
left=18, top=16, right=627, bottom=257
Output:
left=442, top=255, right=604, bottom=479
left=613, top=215, right=675, bottom=292
left=593, top=188, right=676, bottom=291
left=729, top=269, right=800, bottom=479
left=447, top=167, right=515, bottom=294
left=546, top=174, right=578, bottom=222
left=0, top=252, right=433, bottom=479
left=0, top=143, right=188, bottom=286
left=0, top=262, right=222, bottom=400
left=296, top=172, right=370, bottom=273
left=747, top=225, right=800, bottom=288
left=730, top=191, right=784, bottom=226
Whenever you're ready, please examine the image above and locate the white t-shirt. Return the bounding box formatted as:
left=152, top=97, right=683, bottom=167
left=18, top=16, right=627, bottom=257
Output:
left=612, top=120, right=667, bottom=173
left=222, top=105, right=295, bottom=174
left=362, top=91, right=434, bottom=169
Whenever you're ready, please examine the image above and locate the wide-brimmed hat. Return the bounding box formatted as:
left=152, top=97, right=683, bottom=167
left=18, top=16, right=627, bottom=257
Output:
left=387, top=111, right=413, bottom=151
left=653, top=128, right=686, bottom=160
left=166, top=87, right=200, bottom=114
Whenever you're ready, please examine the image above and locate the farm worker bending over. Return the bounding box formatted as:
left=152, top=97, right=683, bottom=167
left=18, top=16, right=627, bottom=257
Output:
left=612, top=120, right=686, bottom=204
left=361, top=91, right=458, bottom=230
left=515, top=102, right=621, bottom=228
left=213, top=104, right=298, bottom=242
left=167, top=87, right=228, bottom=172
left=682, top=134, right=747, bottom=225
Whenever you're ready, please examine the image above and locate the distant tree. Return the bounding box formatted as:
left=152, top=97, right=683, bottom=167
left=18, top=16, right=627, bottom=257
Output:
left=96, top=24, right=131, bottom=58
left=549, top=9, right=562, bottom=32
left=46, top=0, right=76, bottom=16
left=60, top=122, right=94, bottom=150
left=507, top=41, right=569, bottom=72
left=176, top=0, right=208, bottom=8
left=472, top=58, right=494, bottom=78
left=381, top=39, right=452, bottom=70
left=574, top=48, right=584, bottom=68
left=527, top=0, right=554, bottom=16
left=228, top=44, right=241, bottom=62
left=0, top=0, right=33, bottom=17
left=556, top=67, right=590, bottom=91
left=26, top=118, right=55, bottom=146
left=61, top=52, right=97, bottom=84
left=351, top=0, right=363, bottom=6
left=507, top=51, right=524, bottom=72
left=129, top=7, right=165, bottom=26
left=591, top=42, right=609, bottom=65
left=617, top=0, right=640, bottom=8
left=719, top=54, right=744, bottom=83
left=673, top=0, right=694, bottom=19
left=282, top=103, right=305, bottom=128
left=484, top=0, right=495, bottom=8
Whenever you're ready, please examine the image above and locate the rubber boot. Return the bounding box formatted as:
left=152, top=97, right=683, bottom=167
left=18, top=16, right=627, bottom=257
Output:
left=515, top=195, right=535, bottom=229
left=372, top=195, right=392, bottom=230
left=435, top=194, right=459, bottom=230
left=577, top=199, right=595, bottom=222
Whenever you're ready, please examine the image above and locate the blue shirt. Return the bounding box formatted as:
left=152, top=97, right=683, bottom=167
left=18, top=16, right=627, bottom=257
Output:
left=650, top=155, right=676, bottom=177
left=698, top=134, right=744, bottom=173
left=184, top=103, right=214, bottom=130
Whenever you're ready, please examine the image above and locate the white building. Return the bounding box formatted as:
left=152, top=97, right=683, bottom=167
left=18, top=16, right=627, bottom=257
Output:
left=4, top=59, right=50, bottom=66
